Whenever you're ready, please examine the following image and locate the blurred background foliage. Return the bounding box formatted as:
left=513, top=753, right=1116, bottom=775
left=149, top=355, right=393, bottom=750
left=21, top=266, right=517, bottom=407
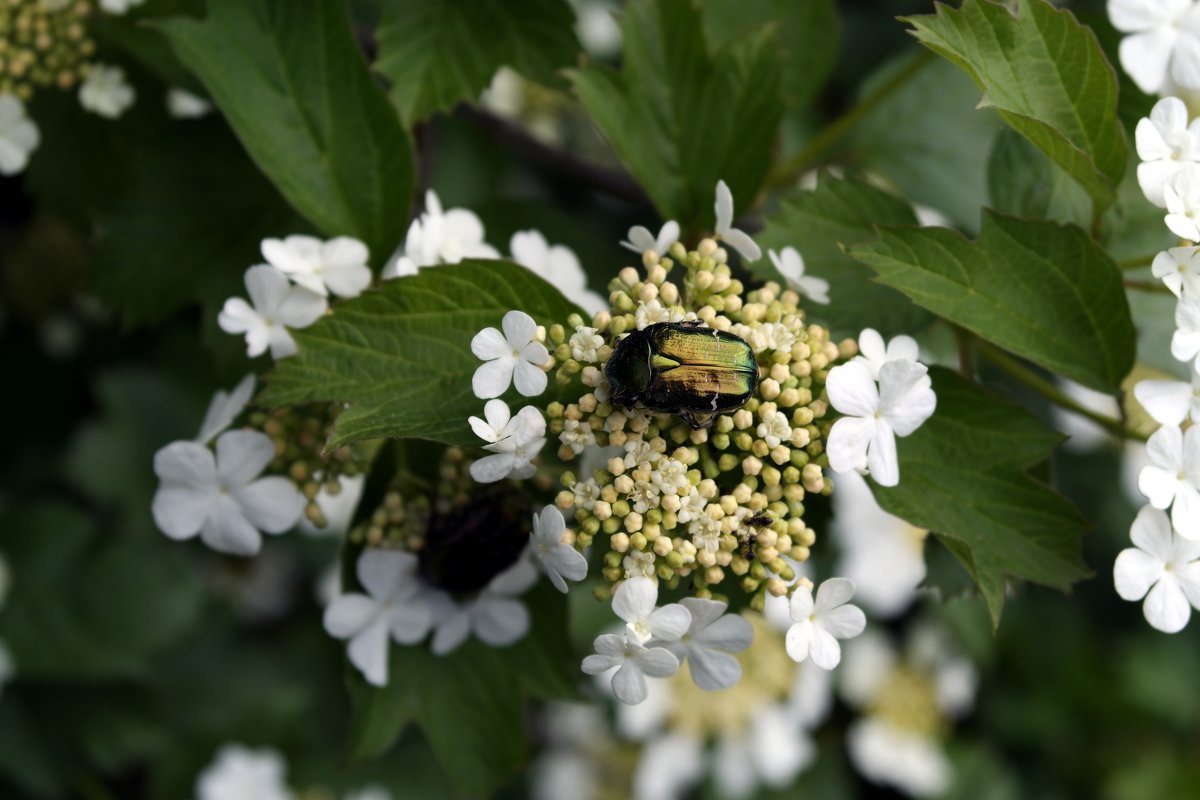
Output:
left=1, top=0, right=1198, bottom=798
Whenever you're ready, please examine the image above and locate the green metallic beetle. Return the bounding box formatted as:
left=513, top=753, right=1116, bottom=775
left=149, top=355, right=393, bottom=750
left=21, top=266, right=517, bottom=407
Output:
left=605, top=321, right=759, bottom=429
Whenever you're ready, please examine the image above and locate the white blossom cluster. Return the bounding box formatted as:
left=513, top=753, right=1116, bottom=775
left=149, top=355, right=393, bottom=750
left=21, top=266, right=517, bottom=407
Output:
left=323, top=505, right=586, bottom=687
left=839, top=627, right=976, bottom=797
left=1109, top=21, right=1200, bottom=630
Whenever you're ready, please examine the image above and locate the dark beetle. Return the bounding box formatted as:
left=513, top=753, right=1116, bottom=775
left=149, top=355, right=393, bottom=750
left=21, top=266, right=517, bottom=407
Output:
left=605, top=321, right=759, bottom=428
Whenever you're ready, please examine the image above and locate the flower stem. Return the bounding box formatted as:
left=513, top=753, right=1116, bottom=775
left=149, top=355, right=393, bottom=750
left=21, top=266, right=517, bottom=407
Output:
left=1117, top=252, right=1159, bottom=271
left=766, top=50, right=937, bottom=190
left=1124, top=278, right=1172, bottom=294
left=973, top=340, right=1147, bottom=443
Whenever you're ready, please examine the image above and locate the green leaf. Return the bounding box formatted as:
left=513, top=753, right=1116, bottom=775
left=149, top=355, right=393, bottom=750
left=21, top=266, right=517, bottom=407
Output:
left=905, top=0, right=1126, bottom=214
left=987, top=128, right=1091, bottom=229
left=569, top=0, right=783, bottom=228
left=846, top=211, right=1135, bottom=392
left=755, top=177, right=932, bottom=339
left=91, top=119, right=302, bottom=326
left=159, top=0, right=415, bottom=261
left=260, top=261, right=583, bottom=449
left=697, top=0, right=838, bottom=111
left=0, top=505, right=205, bottom=680
left=852, top=55, right=1003, bottom=234
left=348, top=643, right=525, bottom=795
left=375, top=0, right=581, bottom=125
left=869, top=368, right=1090, bottom=626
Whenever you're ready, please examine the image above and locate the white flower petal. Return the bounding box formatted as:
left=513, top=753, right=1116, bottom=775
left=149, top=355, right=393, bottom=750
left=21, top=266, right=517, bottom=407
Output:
left=472, top=357, right=515, bottom=399
left=1144, top=574, right=1192, bottom=632
left=472, top=597, right=529, bottom=646
left=808, top=624, right=843, bottom=669
left=686, top=645, right=742, bottom=691
left=611, top=661, right=649, bottom=704
left=348, top=615, right=392, bottom=686
left=199, top=496, right=262, bottom=555
left=324, top=594, right=377, bottom=638
left=234, top=477, right=304, bottom=533
left=1114, top=548, right=1163, bottom=601
left=827, top=361, right=879, bottom=417
left=1135, top=379, right=1192, bottom=426
left=612, top=577, right=657, bottom=624
left=785, top=620, right=813, bottom=663
left=647, top=603, right=692, bottom=642
left=214, top=430, right=275, bottom=487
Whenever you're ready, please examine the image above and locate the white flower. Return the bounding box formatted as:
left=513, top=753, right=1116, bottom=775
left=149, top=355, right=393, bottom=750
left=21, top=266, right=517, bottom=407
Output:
left=826, top=360, right=937, bottom=487
left=785, top=577, right=867, bottom=669
left=853, top=328, right=920, bottom=380
left=78, top=64, right=135, bottom=119
left=632, top=732, right=704, bottom=800
left=0, top=94, right=39, bottom=176
left=613, top=577, right=692, bottom=645
left=847, top=718, right=950, bottom=798
left=100, top=0, right=147, bottom=13
left=654, top=597, right=752, bottom=691
left=1138, top=424, right=1200, bottom=538
left=832, top=471, right=926, bottom=618
left=427, top=558, right=537, bottom=655
left=343, top=787, right=391, bottom=800
left=166, top=87, right=213, bottom=119
left=559, top=418, right=596, bottom=454
left=195, top=744, right=292, bottom=800
left=582, top=633, right=680, bottom=705
left=471, top=310, right=549, bottom=398
left=510, top=230, right=606, bottom=314
left=1172, top=294, right=1200, bottom=369
left=218, top=266, right=327, bottom=359
left=634, top=298, right=672, bottom=330
left=576, top=0, right=623, bottom=58
left=1165, top=162, right=1200, bottom=240
left=468, top=401, right=546, bottom=482
left=261, top=235, right=372, bottom=298
left=572, top=478, right=601, bottom=510
left=1153, top=246, right=1200, bottom=297
left=152, top=430, right=305, bottom=556
left=713, top=707, right=816, bottom=798
left=689, top=514, right=722, bottom=554
left=569, top=326, right=605, bottom=362
left=713, top=180, right=761, bottom=262
left=381, top=190, right=500, bottom=278
left=621, top=220, right=680, bottom=255
left=623, top=549, right=656, bottom=578
left=196, top=375, right=256, bottom=444
left=757, top=409, right=792, bottom=449
left=1108, top=0, right=1200, bottom=95
left=1138, top=98, right=1200, bottom=207
left=530, top=505, right=588, bottom=592
left=1115, top=505, right=1200, bottom=632
left=1135, top=372, right=1200, bottom=425
left=324, top=549, right=434, bottom=685
left=768, top=247, right=829, bottom=304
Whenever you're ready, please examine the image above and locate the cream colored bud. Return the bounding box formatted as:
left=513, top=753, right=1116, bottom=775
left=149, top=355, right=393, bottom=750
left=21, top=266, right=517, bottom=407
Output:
left=619, top=266, right=640, bottom=287
left=759, top=378, right=780, bottom=400
left=653, top=536, right=673, bottom=556
left=766, top=577, right=787, bottom=597
left=705, top=566, right=725, bottom=584
left=742, top=456, right=763, bottom=476
left=732, top=483, right=752, bottom=504
left=642, top=250, right=660, bottom=270
left=733, top=409, right=753, bottom=430
left=659, top=282, right=679, bottom=305
left=697, top=550, right=717, bottom=568
left=661, top=494, right=682, bottom=513
left=610, top=532, right=630, bottom=552
left=607, top=457, right=626, bottom=476
left=625, top=512, right=644, bottom=532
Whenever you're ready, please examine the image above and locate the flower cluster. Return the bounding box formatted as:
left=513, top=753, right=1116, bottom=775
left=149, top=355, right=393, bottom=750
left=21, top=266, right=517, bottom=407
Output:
left=546, top=240, right=847, bottom=609
left=0, top=0, right=95, bottom=101
left=323, top=450, right=588, bottom=686
left=1116, top=90, right=1200, bottom=632
left=839, top=626, right=976, bottom=797
left=218, top=235, right=373, bottom=358
left=1108, top=0, right=1200, bottom=98
left=456, top=181, right=935, bottom=703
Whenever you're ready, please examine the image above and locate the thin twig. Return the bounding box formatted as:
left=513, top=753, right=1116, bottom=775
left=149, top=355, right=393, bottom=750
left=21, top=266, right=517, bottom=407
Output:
left=974, top=340, right=1146, bottom=443
left=1124, top=278, right=1172, bottom=294
left=455, top=104, right=653, bottom=208
left=766, top=49, right=937, bottom=190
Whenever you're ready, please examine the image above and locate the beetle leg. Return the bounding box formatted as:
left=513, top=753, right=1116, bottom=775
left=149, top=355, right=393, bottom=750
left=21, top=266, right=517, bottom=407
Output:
left=679, top=410, right=716, bottom=430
